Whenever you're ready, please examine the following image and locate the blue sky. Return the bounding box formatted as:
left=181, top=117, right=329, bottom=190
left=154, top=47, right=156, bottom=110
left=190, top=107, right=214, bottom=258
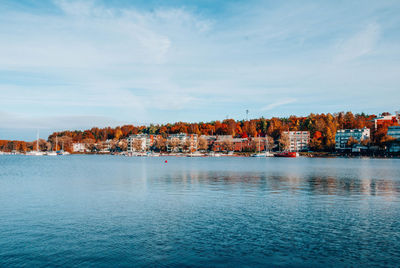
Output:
left=1, top=0, right=400, bottom=140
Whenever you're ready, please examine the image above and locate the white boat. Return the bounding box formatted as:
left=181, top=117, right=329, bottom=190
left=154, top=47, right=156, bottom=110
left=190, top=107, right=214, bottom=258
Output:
left=251, top=135, right=274, bottom=157
left=266, top=151, right=274, bottom=157
left=26, top=151, right=45, bottom=156
left=187, top=151, right=204, bottom=157
left=252, top=136, right=263, bottom=157
left=251, top=151, right=274, bottom=157
left=251, top=152, right=266, bottom=157
left=26, top=130, right=44, bottom=156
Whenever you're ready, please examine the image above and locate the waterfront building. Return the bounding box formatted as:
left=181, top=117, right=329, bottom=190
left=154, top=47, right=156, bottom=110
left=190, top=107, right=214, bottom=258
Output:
left=199, top=135, right=217, bottom=146
left=232, top=138, right=249, bottom=151
left=167, top=133, right=198, bottom=152
left=96, top=139, right=113, bottom=153
left=283, top=131, right=310, bottom=152
left=212, top=136, right=251, bottom=152
left=388, top=126, right=400, bottom=139
left=387, top=126, right=400, bottom=153
left=72, top=143, right=87, bottom=153
left=127, top=134, right=154, bottom=152
left=335, top=128, right=370, bottom=150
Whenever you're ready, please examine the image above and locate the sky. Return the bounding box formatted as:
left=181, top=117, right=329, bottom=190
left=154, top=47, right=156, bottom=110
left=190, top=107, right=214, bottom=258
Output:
left=0, top=0, right=399, bottom=140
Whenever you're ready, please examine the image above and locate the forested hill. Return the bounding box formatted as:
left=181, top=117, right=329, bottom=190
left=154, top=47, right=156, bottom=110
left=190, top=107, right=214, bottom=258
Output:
left=1, top=112, right=398, bottom=153
left=47, top=112, right=394, bottom=151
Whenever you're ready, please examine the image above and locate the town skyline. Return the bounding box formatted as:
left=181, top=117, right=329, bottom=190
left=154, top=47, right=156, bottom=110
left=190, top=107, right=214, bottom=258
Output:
left=1, top=111, right=399, bottom=153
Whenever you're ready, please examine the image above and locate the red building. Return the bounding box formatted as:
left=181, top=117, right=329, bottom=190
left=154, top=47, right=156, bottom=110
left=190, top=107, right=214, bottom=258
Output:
left=373, top=113, right=400, bottom=129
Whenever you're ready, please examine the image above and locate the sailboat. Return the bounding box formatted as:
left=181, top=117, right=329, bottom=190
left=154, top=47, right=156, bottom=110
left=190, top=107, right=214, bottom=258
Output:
left=26, top=130, right=45, bottom=156
left=46, top=136, right=58, bottom=156
left=251, top=136, right=264, bottom=157
left=57, top=141, right=70, bottom=155
left=251, top=136, right=274, bottom=157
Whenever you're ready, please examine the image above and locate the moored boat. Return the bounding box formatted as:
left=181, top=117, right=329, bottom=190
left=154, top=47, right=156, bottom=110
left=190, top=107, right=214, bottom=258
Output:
left=274, top=151, right=297, bottom=157
left=251, top=152, right=274, bottom=157
left=251, top=153, right=266, bottom=157
left=26, top=130, right=45, bottom=156
left=187, top=151, right=204, bottom=157
left=26, top=151, right=45, bottom=156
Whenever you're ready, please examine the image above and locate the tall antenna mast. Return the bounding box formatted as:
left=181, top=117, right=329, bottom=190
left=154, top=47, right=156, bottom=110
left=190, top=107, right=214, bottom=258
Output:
left=246, top=109, right=249, bottom=121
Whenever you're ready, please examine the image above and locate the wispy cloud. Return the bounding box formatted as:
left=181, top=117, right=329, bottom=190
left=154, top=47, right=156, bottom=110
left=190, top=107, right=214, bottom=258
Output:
left=335, top=23, right=380, bottom=62
left=261, top=98, right=297, bottom=111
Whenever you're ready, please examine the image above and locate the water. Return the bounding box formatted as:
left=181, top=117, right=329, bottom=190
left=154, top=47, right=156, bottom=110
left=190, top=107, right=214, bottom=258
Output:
left=0, top=155, right=399, bottom=267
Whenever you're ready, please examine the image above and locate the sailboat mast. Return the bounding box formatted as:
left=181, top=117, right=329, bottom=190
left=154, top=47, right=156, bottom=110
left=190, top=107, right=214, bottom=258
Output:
left=36, top=130, right=39, bottom=151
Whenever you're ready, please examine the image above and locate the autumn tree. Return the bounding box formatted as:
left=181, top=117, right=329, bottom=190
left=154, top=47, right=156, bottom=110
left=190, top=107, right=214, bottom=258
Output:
left=117, top=139, right=128, bottom=151
left=153, top=137, right=167, bottom=152
left=182, top=140, right=191, bottom=152
left=361, top=138, right=371, bottom=147
left=346, top=137, right=359, bottom=148
left=221, top=140, right=234, bottom=152
left=249, top=140, right=258, bottom=152
left=197, top=137, right=208, bottom=151
left=167, top=138, right=180, bottom=152
left=265, top=136, right=275, bottom=151
left=132, top=139, right=143, bottom=152
left=278, top=133, right=290, bottom=151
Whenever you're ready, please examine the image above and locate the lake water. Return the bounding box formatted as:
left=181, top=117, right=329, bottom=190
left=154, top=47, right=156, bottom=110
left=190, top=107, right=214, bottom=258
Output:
left=0, top=155, right=399, bottom=267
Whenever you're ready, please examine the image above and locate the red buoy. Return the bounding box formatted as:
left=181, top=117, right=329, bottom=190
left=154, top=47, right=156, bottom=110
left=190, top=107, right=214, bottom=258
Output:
left=165, top=160, right=168, bottom=163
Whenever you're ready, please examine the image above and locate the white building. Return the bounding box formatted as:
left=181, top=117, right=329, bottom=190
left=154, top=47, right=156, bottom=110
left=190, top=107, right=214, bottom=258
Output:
left=335, top=128, right=370, bottom=150
left=387, top=126, right=400, bottom=152
left=283, top=131, right=310, bottom=152
left=167, top=133, right=198, bottom=152
left=72, top=143, right=87, bottom=153
left=127, top=134, right=154, bottom=152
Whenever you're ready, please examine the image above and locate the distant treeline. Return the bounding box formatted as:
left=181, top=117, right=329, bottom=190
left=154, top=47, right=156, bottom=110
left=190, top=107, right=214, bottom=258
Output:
left=1, top=112, right=398, bottom=152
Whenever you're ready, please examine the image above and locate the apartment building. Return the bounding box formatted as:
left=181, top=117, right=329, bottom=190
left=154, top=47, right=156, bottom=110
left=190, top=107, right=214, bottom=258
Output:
left=127, top=134, right=154, bottom=152
left=167, top=133, right=198, bottom=152
left=283, top=131, right=310, bottom=152
left=387, top=126, right=400, bottom=153
left=335, top=128, right=370, bottom=150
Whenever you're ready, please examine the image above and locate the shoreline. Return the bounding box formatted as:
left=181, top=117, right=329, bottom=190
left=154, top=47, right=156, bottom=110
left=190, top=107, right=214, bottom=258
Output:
left=2, top=151, right=399, bottom=159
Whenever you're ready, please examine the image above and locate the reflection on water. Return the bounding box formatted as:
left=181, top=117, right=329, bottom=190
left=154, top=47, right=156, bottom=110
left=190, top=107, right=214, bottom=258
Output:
left=153, top=160, right=400, bottom=197
left=159, top=170, right=400, bottom=197
left=0, top=156, right=400, bottom=267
